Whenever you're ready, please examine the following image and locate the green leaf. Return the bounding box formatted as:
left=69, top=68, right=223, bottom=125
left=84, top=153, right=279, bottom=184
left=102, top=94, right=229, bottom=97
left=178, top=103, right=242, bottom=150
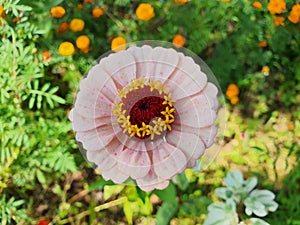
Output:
left=33, top=79, right=39, bottom=90
left=136, top=186, right=147, bottom=203
left=28, top=94, right=35, bottom=109
left=156, top=201, right=178, bottom=225
left=204, top=202, right=238, bottom=225
left=37, top=94, right=42, bottom=109
left=173, top=173, right=189, bottom=191
left=153, top=182, right=177, bottom=204
left=51, top=95, right=66, bottom=104
left=123, top=200, right=133, bottom=225
left=45, top=96, right=54, bottom=108
left=41, top=83, right=50, bottom=92
left=36, top=170, right=46, bottom=185
left=103, top=185, right=125, bottom=201
left=89, top=177, right=115, bottom=191
left=12, top=199, right=24, bottom=207
left=48, top=86, right=59, bottom=94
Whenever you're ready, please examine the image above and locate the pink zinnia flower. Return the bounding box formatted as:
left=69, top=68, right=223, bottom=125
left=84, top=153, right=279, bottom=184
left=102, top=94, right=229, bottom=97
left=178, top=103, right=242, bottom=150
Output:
left=69, top=45, right=219, bottom=191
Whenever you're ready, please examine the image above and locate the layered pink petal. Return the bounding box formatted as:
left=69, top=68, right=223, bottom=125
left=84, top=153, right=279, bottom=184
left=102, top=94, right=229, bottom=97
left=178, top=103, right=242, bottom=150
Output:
left=152, top=142, right=187, bottom=179
left=86, top=138, right=124, bottom=170
left=150, top=47, right=179, bottom=81
left=127, top=45, right=154, bottom=79
left=87, top=149, right=116, bottom=171
left=136, top=168, right=170, bottom=192
left=174, top=84, right=217, bottom=128
left=82, top=64, right=119, bottom=102
left=176, top=124, right=217, bottom=148
left=166, top=128, right=206, bottom=164
left=165, top=53, right=207, bottom=99
left=70, top=109, right=111, bottom=132
left=117, top=143, right=151, bottom=179
left=75, top=84, right=113, bottom=118
left=202, top=82, right=219, bottom=110
left=76, top=125, right=121, bottom=151
left=100, top=51, right=136, bottom=87
left=101, top=164, right=129, bottom=184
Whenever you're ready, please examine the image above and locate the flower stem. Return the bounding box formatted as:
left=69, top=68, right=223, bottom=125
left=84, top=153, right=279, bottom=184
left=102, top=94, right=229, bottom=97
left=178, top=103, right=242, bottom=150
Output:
left=57, top=197, right=127, bottom=224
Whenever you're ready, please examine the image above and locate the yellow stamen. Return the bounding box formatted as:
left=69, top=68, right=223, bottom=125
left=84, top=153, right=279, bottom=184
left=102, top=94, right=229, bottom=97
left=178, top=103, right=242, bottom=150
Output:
left=161, top=106, right=175, bottom=118
left=139, top=76, right=146, bottom=88
left=129, top=79, right=140, bottom=91
left=140, top=122, right=150, bottom=137
left=152, top=118, right=167, bottom=132
left=163, top=93, right=176, bottom=107
left=130, top=124, right=141, bottom=137
left=148, top=78, right=155, bottom=92
left=147, top=125, right=161, bottom=140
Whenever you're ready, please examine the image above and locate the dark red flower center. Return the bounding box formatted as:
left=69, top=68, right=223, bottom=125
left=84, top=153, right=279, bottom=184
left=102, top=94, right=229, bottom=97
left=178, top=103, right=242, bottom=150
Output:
left=113, top=78, right=176, bottom=140
left=129, top=96, right=165, bottom=127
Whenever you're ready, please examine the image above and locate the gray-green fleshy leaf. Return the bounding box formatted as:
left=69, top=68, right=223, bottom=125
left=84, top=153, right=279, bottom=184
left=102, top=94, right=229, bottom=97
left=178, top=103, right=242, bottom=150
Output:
left=244, top=189, right=278, bottom=217
left=224, top=170, right=244, bottom=190
left=243, top=177, right=257, bottom=194
left=215, top=187, right=239, bottom=204
left=238, top=218, right=270, bottom=225
left=203, top=202, right=239, bottom=225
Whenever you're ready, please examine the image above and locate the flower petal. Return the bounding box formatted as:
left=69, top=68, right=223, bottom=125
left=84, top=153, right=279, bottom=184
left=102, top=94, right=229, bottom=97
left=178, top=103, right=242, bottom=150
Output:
left=203, top=82, right=219, bottom=110
left=136, top=168, right=169, bottom=192
left=166, top=128, right=206, bottom=164
left=101, top=164, right=129, bottom=184
left=70, top=109, right=111, bottom=132
left=82, top=64, right=119, bottom=102
left=150, top=47, right=179, bottom=81
left=165, top=53, right=207, bottom=99
left=127, top=45, right=154, bottom=79
left=117, top=143, right=151, bottom=179
left=75, top=85, right=113, bottom=118
left=174, top=83, right=217, bottom=128
left=76, top=125, right=121, bottom=151
left=86, top=138, right=124, bottom=170
left=100, top=51, right=136, bottom=87
left=152, top=142, right=187, bottom=179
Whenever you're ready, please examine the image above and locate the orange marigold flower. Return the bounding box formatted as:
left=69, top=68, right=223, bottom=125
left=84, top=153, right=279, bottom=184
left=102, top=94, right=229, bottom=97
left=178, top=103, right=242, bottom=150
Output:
left=50, top=6, right=66, bottom=18
left=41, top=50, right=51, bottom=60
left=92, top=8, right=104, bottom=18
left=58, top=42, right=75, bottom=56
left=0, top=6, right=4, bottom=18
left=172, top=34, right=186, bottom=47
left=273, top=16, right=285, bottom=26
left=259, top=40, right=268, bottom=48
left=287, top=121, right=294, bottom=131
left=262, top=66, right=270, bottom=76
left=174, top=0, right=188, bottom=3
left=56, top=22, right=69, bottom=33
left=70, top=18, right=85, bottom=32
left=12, top=17, right=21, bottom=23
left=111, top=36, right=126, bottom=52
left=230, top=96, right=239, bottom=105
left=288, top=4, right=300, bottom=24
left=80, top=47, right=90, bottom=54
left=136, top=3, right=155, bottom=21
left=76, top=35, right=90, bottom=50
left=84, top=0, right=93, bottom=3
left=267, top=0, right=286, bottom=14
left=226, top=83, right=240, bottom=98
left=224, top=0, right=231, bottom=2
left=252, top=1, right=262, bottom=9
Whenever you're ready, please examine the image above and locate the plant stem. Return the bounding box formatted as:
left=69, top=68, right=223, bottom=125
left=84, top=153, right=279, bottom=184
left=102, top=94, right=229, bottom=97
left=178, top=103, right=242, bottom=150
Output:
left=57, top=197, right=127, bottom=224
